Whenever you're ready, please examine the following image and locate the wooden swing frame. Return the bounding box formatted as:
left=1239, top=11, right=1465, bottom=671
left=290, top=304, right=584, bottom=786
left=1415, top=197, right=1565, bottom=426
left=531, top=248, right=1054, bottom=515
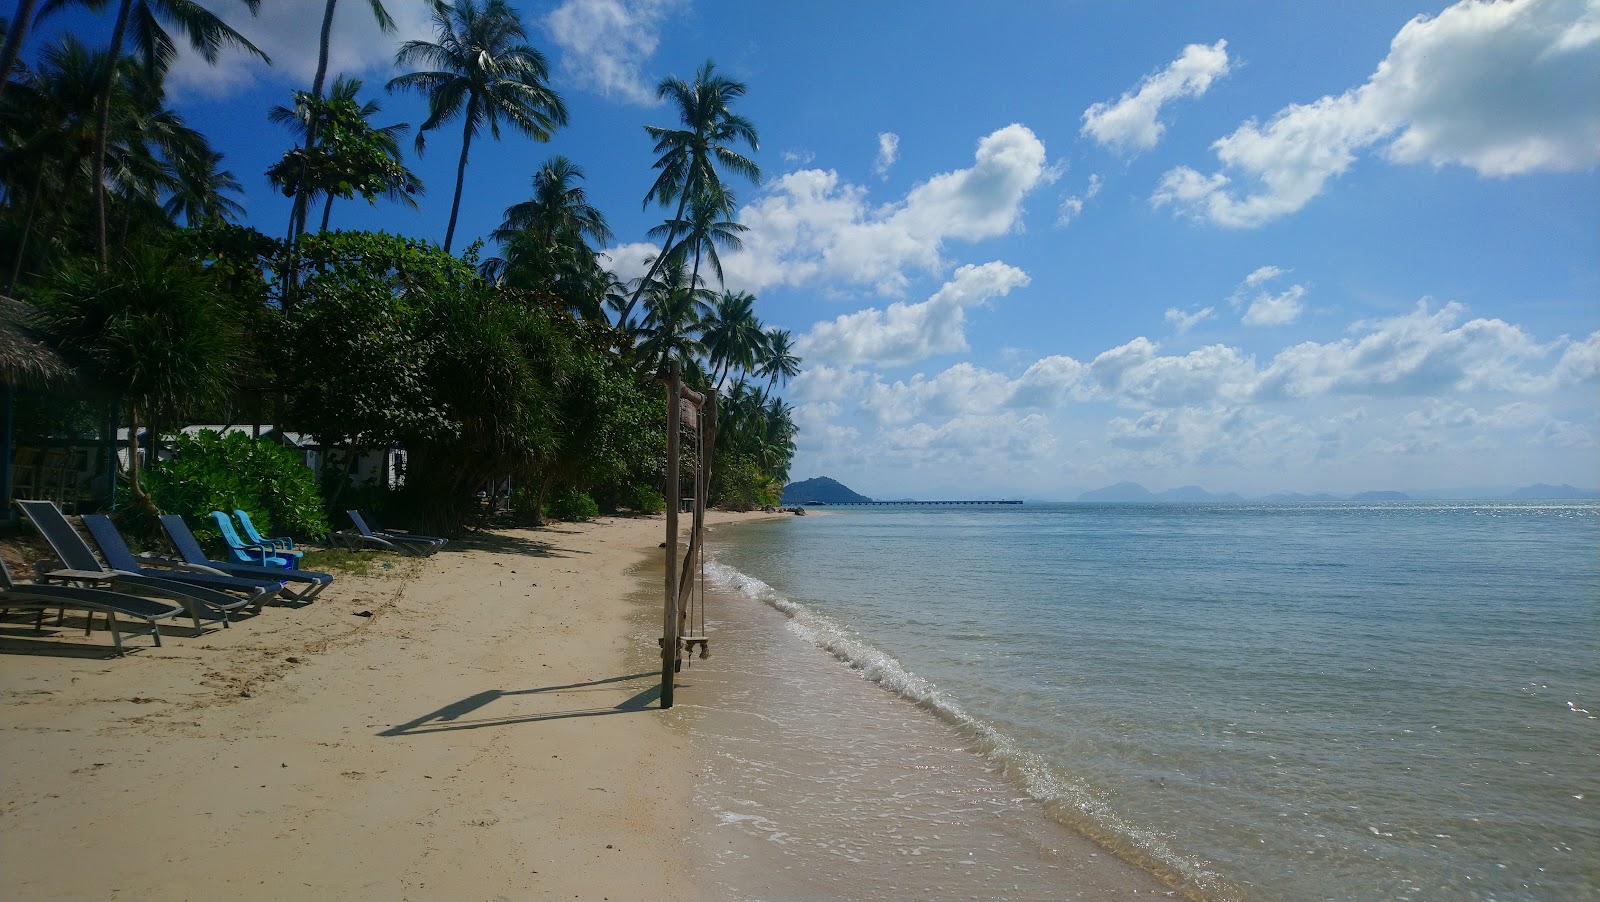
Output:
left=660, top=359, right=717, bottom=709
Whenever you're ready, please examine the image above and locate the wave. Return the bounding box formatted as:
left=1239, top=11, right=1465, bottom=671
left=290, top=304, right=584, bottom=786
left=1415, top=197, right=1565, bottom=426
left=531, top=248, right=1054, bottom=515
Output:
left=702, top=557, right=1232, bottom=901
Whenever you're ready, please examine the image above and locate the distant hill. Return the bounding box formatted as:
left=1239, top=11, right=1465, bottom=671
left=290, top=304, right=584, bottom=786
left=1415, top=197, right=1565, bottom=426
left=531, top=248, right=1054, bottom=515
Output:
left=1078, top=482, right=1155, bottom=502
left=1510, top=483, right=1600, bottom=499
left=1259, top=492, right=1342, bottom=502
left=1350, top=490, right=1410, bottom=501
left=1155, top=485, right=1244, bottom=502
left=781, top=477, right=872, bottom=504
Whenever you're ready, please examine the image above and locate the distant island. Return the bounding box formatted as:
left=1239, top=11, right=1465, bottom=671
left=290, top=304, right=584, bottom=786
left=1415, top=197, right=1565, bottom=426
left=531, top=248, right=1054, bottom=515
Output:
left=781, top=476, right=872, bottom=505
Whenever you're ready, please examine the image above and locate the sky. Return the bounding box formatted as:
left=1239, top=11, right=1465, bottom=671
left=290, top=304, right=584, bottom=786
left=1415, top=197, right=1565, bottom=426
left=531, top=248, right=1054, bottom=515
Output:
left=34, top=0, right=1600, bottom=498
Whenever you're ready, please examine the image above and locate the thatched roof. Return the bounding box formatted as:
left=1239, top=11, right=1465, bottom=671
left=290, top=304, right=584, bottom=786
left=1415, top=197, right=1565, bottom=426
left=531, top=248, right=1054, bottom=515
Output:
left=0, top=295, right=73, bottom=387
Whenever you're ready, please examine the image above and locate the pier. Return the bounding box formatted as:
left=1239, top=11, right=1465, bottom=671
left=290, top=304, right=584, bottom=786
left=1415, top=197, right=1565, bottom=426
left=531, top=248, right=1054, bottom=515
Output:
left=805, top=499, right=1023, bottom=506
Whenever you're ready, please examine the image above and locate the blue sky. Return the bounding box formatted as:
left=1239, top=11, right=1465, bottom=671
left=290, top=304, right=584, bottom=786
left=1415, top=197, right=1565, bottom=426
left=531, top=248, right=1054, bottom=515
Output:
left=38, top=0, right=1600, bottom=497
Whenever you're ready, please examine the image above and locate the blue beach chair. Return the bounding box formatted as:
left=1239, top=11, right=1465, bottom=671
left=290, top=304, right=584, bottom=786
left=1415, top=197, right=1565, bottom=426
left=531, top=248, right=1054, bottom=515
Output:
left=210, top=511, right=296, bottom=568
left=234, top=510, right=302, bottom=563
left=160, top=515, right=332, bottom=604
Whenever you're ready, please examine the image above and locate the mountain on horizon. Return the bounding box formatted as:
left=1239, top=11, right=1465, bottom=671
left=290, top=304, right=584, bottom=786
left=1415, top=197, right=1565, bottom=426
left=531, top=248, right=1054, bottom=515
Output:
left=1077, top=482, right=1155, bottom=502
left=1510, top=483, right=1600, bottom=499
left=781, top=476, right=872, bottom=504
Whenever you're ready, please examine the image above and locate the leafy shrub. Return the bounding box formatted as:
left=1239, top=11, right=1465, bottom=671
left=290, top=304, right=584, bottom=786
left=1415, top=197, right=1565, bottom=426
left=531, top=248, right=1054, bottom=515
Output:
left=547, top=487, right=599, bottom=522
left=625, top=484, right=665, bottom=515
left=143, top=430, right=328, bottom=546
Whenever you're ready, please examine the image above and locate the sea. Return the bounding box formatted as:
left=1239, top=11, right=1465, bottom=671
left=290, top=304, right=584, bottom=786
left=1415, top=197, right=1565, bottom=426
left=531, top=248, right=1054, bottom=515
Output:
left=667, top=501, right=1599, bottom=901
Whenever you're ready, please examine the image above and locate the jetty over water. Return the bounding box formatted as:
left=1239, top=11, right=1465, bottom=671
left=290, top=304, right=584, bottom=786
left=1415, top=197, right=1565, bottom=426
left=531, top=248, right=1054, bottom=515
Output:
left=808, top=499, right=1023, bottom=506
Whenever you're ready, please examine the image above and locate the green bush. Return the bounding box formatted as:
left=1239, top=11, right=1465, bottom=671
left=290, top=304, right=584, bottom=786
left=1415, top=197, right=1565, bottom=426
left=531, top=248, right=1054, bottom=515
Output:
left=143, top=430, right=329, bottom=546
left=547, top=487, right=599, bottom=522
left=625, top=484, right=665, bottom=515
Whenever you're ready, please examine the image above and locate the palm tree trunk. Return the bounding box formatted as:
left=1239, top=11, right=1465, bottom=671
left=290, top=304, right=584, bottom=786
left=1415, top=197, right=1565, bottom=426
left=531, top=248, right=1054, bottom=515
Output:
left=6, top=166, right=44, bottom=292
left=290, top=0, right=340, bottom=241
left=91, top=0, right=134, bottom=265
left=443, top=99, right=477, bottom=254
left=618, top=190, right=689, bottom=328
left=0, top=0, right=39, bottom=102
left=320, top=194, right=334, bottom=232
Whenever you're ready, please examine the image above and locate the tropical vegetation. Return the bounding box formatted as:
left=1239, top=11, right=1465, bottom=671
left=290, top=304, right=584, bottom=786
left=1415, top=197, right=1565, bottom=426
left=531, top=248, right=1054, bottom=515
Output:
left=1, top=0, right=799, bottom=538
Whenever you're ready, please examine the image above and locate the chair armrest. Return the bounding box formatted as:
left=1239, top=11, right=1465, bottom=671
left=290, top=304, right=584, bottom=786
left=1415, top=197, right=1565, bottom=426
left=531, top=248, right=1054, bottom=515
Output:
left=33, top=559, right=66, bottom=580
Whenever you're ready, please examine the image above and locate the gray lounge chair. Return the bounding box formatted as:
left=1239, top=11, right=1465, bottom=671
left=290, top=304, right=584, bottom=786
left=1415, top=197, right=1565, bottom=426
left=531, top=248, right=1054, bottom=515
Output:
left=82, top=515, right=286, bottom=607
left=1, top=557, right=183, bottom=655
left=158, top=515, right=333, bottom=603
left=333, top=510, right=431, bottom=556
left=16, top=500, right=256, bottom=631
left=359, top=509, right=447, bottom=548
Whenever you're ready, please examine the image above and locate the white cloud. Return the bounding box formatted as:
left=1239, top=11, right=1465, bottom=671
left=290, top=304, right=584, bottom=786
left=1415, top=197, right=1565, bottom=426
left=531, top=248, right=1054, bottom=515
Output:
left=1081, top=40, right=1231, bottom=153
left=164, top=0, right=435, bottom=97
left=782, top=149, right=816, bottom=166
left=544, top=0, right=679, bottom=105
left=795, top=262, right=1030, bottom=367
left=1154, top=0, right=1600, bottom=227
left=874, top=132, right=900, bottom=179
left=1165, top=306, right=1217, bottom=333
left=720, top=124, right=1051, bottom=295
left=1057, top=173, right=1103, bottom=226
left=600, top=241, right=660, bottom=287
left=1229, top=266, right=1307, bottom=326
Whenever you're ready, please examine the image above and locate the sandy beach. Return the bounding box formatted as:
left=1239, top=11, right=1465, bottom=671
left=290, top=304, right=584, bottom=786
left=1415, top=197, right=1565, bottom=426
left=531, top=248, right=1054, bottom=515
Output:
left=2, top=511, right=1173, bottom=901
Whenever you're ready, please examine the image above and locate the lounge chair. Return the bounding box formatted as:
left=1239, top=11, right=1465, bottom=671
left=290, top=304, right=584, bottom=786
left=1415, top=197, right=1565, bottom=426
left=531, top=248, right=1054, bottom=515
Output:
left=1, top=557, right=183, bottom=655
left=207, top=510, right=286, bottom=567
left=360, top=509, right=447, bottom=548
left=16, top=500, right=250, bottom=632
left=232, top=510, right=305, bottom=565
left=160, top=515, right=332, bottom=603
left=82, top=515, right=285, bottom=609
left=332, top=510, right=431, bottom=556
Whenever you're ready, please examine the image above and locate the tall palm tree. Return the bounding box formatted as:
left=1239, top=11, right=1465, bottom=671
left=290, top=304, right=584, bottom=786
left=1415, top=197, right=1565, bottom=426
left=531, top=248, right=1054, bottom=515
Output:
left=700, top=289, right=763, bottom=390
left=647, top=182, right=746, bottom=290
left=618, top=59, right=759, bottom=327
left=635, top=263, right=711, bottom=372
left=271, top=75, right=418, bottom=233
left=388, top=0, right=567, bottom=253
left=288, top=0, right=395, bottom=240
left=484, top=155, right=611, bottom=314
left=0, top=0, right=41, bottom=100
left=162, top=147, right=243, bottom=225
left=52, top=0, right=268, bottom=262
left=494, top=155, right=611, bottom=252
left=757, top=327, right=801, bottom=392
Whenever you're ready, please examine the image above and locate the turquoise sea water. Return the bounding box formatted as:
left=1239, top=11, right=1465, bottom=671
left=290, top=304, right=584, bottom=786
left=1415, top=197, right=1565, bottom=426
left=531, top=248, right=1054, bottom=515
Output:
left=700, top=502, right=1600, bottom=901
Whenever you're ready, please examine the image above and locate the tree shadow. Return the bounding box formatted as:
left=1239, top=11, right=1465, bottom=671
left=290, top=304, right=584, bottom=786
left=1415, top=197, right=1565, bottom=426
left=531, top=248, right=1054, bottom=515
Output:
left=378, top=671, right=669, bottom=736
left=438, top=532, right=567, bottom=558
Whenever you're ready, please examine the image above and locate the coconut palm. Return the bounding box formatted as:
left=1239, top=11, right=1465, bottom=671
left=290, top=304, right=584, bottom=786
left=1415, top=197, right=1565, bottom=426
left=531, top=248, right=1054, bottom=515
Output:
left=0, top=0, right=40, bottom=100
left=270, top=75, right=418, bottom=233
left=700, top=290, right=763, bottom=390
left=287, top=0, right=396, bottom=240
left=50, top=0, right=268, bottom=262
left=162, top=147, right=244, bottom=225
left=635, top=263, right=712, bottom=372
left=757, top=327, right=801, bottom=391
left=494, top=155, right=611, bottom=252
left=388, top=0, right=567, bottom=253
left=618, top=59, right=759, bottom=327
left=647, top=182, right=746, bottom=290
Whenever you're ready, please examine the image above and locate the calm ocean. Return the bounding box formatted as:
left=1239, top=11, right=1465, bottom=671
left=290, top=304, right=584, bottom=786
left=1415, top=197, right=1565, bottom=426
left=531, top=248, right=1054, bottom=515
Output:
left=684, top=502, right=1599, bottom=901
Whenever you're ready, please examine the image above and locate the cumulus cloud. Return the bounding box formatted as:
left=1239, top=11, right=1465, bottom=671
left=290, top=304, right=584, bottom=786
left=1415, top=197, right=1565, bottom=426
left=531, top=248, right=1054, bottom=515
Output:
left=1057, top=173, right=1102, bottom=226
left=796, top=262, right=1030, bottom=367
left=544, top=0, right=679, bottom=105
left=164, top=1, right=435, bottom=97
left=1154, top=0, right=1600, bottom=227
left=874, top=132, right=900, bottom=179
left=1081, top=40, right=1232, bottom=153
left=720, top=124, right=1051, bottom=294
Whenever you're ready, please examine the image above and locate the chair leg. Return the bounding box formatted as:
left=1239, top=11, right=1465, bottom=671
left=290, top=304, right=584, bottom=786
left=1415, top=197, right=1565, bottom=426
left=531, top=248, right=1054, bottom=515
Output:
left=105, top=610, right=124, bottom=656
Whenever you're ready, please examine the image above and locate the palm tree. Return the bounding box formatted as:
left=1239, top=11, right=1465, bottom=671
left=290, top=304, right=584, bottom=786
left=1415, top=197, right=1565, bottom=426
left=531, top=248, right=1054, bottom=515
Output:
left=162, top=147, right=244, bottom=225
left=757, top=327, right=801, bottom=391
left=635, top=263, right=711, bottom=372
left=58, top=0, right=268, bottom=262
left=494, top=155, right=611, bottom=252
left=0, top=0, right=40, bottom=101
left=618, top=59, right=760, bottom=327
left=270, top=75, right=418, bottom=233
left=647, top=182, right=746, bottom=290
left=484, top=156, right=611, bottom=316
left=388, top=0, right=567, bottom=253
left=288, top=0, right=395, bottom=240
left=700, top=289, right=763, bottom=390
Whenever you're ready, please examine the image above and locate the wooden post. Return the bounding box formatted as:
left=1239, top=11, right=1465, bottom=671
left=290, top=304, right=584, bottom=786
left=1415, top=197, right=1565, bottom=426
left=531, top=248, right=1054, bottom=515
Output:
left=661, top=360, right=682, bottom=708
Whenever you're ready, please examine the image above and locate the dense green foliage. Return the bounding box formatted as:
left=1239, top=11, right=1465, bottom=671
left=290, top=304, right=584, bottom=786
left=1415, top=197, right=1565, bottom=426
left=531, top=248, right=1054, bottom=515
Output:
left=3, top=2, right=797, bottom=539
left=139, top=429, right=329, bottom=546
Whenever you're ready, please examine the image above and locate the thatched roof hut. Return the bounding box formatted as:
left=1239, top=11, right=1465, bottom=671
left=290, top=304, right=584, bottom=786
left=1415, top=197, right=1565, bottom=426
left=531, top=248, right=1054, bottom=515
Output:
left=0, top=295, right=72, bottom=388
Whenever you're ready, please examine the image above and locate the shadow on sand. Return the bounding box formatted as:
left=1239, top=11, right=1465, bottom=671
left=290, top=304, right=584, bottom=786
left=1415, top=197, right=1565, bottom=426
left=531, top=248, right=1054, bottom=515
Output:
left=377, top=671, right=669, bottom=736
